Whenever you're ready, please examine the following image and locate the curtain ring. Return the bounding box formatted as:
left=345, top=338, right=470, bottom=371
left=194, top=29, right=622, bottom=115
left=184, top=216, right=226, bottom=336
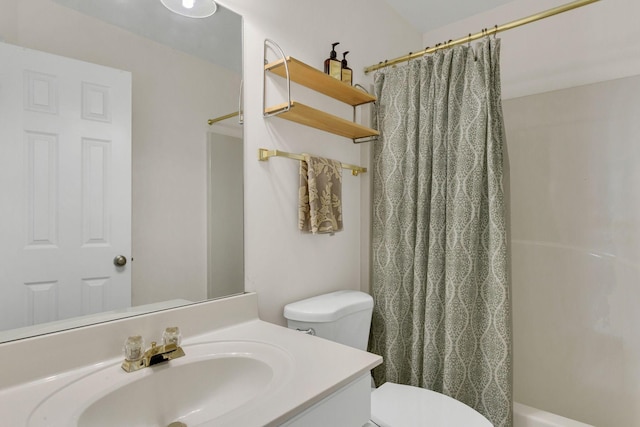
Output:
left=493, top=25, right=498, bottom=39
left=467, top=33, right=472, bottom=48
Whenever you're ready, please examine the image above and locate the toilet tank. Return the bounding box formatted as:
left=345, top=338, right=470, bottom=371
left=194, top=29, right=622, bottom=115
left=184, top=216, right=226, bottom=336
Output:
left=283, top=290, right=373, bottom=351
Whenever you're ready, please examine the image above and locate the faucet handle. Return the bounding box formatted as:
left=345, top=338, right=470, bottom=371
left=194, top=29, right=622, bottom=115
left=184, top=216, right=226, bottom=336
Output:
left=162, top=327, right=182, bottom=346
left=123, top=335, right=145, bottom=361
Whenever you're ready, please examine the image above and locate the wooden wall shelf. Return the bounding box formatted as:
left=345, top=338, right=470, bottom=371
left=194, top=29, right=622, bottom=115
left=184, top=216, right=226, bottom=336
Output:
left=263, top=40, right=377, bottom=143
left=265, top=102, right=380, bottom=140
left=265, top=57, right=376, bottom=107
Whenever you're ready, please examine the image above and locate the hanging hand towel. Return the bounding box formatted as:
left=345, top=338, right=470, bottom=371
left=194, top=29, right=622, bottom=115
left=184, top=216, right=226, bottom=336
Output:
left=298, top=154, right=343, bottom=234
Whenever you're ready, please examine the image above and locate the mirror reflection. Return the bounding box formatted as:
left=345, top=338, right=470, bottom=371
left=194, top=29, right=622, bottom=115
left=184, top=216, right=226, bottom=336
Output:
left=0, top=0, right=244, bottom=343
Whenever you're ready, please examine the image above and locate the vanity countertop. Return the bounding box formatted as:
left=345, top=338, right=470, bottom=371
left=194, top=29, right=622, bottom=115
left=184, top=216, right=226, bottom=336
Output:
left=0, top=293, right=382, bottom=426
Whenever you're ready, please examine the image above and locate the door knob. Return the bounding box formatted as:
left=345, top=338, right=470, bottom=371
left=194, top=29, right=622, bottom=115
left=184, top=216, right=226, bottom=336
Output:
left=113, top=255, right=127, bottom=267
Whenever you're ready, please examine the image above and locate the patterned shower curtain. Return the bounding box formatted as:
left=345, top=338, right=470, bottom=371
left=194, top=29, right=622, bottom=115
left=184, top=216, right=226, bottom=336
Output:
left=369, top=38, right=512, bottom=427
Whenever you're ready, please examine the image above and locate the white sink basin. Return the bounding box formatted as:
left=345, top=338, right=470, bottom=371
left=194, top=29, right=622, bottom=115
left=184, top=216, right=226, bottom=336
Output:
left=27, top=340, right=293, bottom=427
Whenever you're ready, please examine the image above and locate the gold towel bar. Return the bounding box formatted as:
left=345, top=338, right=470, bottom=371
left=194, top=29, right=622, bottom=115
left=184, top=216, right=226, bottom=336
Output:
left=258, top=148, right=367, bottom=176
left=208, top=111, right=240, bottom=125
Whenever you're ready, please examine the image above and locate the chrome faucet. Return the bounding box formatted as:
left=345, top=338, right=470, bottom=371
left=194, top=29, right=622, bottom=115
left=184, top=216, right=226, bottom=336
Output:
left=121, top=327, right=185, bottom=373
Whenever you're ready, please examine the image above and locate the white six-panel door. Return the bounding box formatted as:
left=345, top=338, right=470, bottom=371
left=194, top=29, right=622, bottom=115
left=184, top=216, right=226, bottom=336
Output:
left=0, top=42, right=132, bottom=331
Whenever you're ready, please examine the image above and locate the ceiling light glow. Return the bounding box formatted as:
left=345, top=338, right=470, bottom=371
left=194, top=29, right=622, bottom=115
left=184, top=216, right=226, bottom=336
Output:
left=160, top=0, right=217, bottom=18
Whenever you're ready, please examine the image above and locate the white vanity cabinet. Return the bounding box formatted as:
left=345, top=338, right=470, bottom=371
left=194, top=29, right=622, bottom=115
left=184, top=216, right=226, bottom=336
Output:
left=282, top=374, right=372, bottom=427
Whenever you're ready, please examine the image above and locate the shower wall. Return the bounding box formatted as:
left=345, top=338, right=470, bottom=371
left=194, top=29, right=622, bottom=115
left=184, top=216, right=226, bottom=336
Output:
left=502, top=74, right=640, bottom=427
left=421, top=1, right=640, bottom=425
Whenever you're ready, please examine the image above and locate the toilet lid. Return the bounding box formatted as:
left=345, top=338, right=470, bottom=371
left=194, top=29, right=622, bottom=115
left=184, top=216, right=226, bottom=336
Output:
left=371, top=383, right=493, bottom=427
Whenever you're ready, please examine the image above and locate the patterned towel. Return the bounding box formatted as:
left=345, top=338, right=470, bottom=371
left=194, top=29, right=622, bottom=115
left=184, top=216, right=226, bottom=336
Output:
left=298, top=154, right=343, bottom=234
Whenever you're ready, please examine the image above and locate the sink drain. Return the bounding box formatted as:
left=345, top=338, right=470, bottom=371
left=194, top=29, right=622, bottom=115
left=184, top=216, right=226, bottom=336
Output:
left=168, top=423, right=187, bottom=427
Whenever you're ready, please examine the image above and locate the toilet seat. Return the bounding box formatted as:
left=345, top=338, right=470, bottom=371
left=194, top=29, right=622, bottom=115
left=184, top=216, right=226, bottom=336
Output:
left=370, top=383, right=493, bottom=427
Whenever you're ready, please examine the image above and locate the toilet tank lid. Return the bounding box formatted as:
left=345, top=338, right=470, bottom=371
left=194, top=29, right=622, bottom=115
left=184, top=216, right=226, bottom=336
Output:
left=284, top=290, right=373, bottom=322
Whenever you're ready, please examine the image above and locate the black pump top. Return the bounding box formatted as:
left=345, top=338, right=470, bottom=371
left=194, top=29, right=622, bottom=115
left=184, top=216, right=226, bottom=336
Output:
left=342, top=51, right=350, bottom=67
left=330, top=42, right=340, bottom=59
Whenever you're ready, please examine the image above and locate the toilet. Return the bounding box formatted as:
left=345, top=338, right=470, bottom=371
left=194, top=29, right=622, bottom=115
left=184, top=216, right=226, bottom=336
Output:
left=284, top=290, right=493, bottom=427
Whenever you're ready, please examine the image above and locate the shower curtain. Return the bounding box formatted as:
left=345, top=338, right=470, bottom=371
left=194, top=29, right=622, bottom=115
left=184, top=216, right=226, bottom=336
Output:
left=369, top=39, right=512, bottom=427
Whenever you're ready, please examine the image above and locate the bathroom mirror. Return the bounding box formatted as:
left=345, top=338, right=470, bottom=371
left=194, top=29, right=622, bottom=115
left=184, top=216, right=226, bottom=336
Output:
left=0, top=0, right=243, bottom=343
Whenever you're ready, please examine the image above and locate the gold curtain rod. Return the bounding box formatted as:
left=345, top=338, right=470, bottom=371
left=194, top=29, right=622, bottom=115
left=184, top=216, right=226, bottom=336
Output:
left=364, top=0, right=601, bottom=74
left=208, top=111, right=240, bottom=125
left=258, top=148, right=367, bottom=176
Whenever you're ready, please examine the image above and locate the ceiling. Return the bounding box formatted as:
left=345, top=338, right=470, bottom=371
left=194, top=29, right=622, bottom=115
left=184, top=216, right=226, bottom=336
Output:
left=51, top=0, right=515, bottom=72
left=382, top=0, right=516, bottom=34
left=52, top=0, right=242, bottom=74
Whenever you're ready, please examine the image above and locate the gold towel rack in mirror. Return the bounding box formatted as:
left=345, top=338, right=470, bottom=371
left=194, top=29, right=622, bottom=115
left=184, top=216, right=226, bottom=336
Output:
left=208, top=111, right=240, bottom=125
left=258, top=148, right=367, bottom=176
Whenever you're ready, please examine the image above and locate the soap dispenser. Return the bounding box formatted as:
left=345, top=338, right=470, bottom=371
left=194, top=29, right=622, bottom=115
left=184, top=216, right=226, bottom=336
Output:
left=341, top=51, right=352, bottom=85
left=324, top=42, right=341, bottom=80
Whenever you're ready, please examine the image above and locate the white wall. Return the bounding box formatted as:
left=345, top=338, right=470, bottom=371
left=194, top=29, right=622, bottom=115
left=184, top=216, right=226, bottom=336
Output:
left=1, top=0, right=241, bottom=305
left=208, top=132, right=244, bottom=299
left=423, top=0, right=640, bottom=425
left=214, top=0, right=421, bottom=324
left=422, top=0, right=640, bottom=100
left=504, top=76, right=640, bottom=427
